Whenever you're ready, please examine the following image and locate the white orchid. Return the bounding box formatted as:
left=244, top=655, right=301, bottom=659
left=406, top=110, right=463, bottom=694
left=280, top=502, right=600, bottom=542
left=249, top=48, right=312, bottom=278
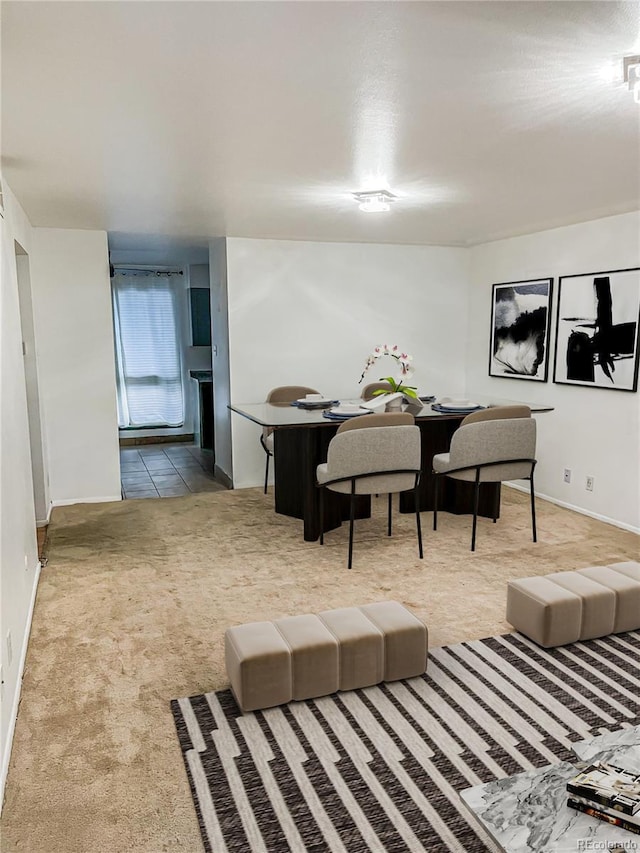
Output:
left=358, top=344, right=418, bottom=398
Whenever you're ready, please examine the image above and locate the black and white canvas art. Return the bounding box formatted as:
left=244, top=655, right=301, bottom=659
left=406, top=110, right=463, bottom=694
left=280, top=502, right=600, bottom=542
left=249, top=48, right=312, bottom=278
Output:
left=489, top=278, right=553, bottom=381
left=553, top=268, right=640, bottom=392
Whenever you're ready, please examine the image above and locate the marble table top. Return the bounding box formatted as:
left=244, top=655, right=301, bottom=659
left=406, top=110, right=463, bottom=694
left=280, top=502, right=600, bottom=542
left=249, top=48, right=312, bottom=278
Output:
left=460, top=727, right=640, bottom=853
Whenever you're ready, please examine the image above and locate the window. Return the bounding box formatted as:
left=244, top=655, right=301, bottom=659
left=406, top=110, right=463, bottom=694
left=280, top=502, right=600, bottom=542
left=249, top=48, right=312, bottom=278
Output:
left=112, top=274, right=184, bottom=428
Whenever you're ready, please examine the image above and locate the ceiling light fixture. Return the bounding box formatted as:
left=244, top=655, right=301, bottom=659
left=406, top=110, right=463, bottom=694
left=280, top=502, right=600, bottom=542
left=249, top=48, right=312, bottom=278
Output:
left=623, top=55, right=640, bottom=103
left=352, top=189, right=397, bottom=213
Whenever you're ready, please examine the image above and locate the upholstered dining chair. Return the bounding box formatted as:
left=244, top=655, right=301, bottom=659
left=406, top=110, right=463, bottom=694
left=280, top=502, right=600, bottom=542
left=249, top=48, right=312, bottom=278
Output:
left=361, top=381, right=393, bottom=400
left=432, top=406, right=536, bottom=551
left=316, top=412, right=423, bottom=569
left=261, top=385, right=319, bottom=494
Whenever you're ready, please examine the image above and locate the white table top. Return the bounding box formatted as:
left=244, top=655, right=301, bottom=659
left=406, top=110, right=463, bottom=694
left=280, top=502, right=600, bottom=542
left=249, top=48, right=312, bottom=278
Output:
left=230, top=395, right=554, bottom=428
left=460, top=727, right=640, bottom=853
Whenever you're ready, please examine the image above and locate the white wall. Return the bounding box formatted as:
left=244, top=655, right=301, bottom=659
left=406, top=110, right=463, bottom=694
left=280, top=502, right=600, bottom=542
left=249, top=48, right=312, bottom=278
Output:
left=210, top=239, right=232, bottom=481
left=0, top=181, right=40, bottom=804
left=226, top=237, right=470, bottom=487
left=29, top=229, right=121, bottom=505
left=467, top=211, right=640, bottom=532
left=1, top=203, right=136, bottom=804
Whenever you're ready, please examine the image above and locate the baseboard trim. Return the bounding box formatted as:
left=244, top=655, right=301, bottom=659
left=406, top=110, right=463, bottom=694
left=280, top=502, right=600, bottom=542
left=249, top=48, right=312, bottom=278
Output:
left=50, top=495, right=122, bottom=509
left=214, top=465, right=233, bottom=490
left=504, top=482, right=640, bottom=535
left=119, top=433, right=194, bottom=447
left=0, top=560, right=41, bottom=813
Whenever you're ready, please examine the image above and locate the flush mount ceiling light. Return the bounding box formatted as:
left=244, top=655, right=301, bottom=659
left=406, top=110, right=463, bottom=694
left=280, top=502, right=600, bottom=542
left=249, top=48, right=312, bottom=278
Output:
left=352, top=189, right=397, bottom=213
left=623, top=55, right=640, bottom=103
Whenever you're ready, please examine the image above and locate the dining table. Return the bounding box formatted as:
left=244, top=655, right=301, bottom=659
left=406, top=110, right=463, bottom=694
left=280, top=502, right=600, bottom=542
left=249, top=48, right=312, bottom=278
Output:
left=229, top=395, right=553, bottom=542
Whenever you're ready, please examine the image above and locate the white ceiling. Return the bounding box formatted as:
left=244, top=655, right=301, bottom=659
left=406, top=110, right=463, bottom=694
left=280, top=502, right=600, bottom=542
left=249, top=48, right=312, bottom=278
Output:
left=2, top=1, right=639, bottom=248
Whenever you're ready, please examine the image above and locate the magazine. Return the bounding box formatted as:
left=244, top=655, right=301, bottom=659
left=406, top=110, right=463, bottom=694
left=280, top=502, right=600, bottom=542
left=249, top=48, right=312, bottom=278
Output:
left=567, top=761, right=640, bottom=816
left=568, top=798, right=640, bottom=835
left=569, top=794, right=640, bottom=827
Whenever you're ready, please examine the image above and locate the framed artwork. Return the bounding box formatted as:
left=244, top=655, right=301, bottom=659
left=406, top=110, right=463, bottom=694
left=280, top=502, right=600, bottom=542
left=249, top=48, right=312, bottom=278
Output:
left=553, top=268, right=640, bottom=392
left=489, top=278, right=553, bottom=381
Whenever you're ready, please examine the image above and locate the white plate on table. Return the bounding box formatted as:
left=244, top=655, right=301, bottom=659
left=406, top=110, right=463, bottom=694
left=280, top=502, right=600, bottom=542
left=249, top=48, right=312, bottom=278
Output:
left=330, top=406, right=369, bottom=417
left=437, top=398, right=480, bottom=411
left=296, top=397, right=333, bottom=405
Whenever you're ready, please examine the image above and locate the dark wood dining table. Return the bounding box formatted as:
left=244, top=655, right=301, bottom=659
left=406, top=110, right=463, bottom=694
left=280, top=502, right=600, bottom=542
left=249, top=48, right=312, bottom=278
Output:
left=229, top=397, right=553, bottom=541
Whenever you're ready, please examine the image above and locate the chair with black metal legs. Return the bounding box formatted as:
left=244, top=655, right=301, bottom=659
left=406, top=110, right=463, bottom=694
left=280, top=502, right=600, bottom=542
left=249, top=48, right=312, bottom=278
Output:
left=316, top=414, right=423, bottom=569
left=432, top=406, right=537, bottom=551
left=261, top=385, right=319, bottom=494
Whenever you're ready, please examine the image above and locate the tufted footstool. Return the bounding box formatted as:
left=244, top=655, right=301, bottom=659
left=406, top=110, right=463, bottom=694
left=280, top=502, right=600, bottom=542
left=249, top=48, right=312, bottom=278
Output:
left=225, top=600, right=428, bottom=712
left=506, top=561, right=640, bottom=648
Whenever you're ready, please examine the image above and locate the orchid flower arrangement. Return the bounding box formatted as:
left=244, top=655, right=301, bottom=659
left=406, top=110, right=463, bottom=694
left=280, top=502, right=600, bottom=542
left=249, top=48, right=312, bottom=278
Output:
left=358, top=344, right=419, bottom=399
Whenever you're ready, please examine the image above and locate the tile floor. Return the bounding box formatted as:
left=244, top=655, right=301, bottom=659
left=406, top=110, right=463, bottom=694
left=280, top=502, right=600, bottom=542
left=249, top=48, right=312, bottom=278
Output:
left=119, top=443, right=225, bottom=499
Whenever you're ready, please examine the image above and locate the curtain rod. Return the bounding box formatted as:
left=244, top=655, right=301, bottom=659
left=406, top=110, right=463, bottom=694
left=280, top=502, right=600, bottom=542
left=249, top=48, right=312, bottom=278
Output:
left=111, top=267, right=184, bottom=277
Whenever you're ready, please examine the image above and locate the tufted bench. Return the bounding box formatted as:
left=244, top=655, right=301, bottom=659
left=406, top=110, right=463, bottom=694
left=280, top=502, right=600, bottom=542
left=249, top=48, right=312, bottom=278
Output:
left=225, top=600, right=428, bottom=712
left=506, top=561, right=640, bottom=648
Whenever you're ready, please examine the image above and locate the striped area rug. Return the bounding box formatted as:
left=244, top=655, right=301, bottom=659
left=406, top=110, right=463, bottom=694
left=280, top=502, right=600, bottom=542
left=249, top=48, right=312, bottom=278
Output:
left=171, top=631, right=640, bottom=853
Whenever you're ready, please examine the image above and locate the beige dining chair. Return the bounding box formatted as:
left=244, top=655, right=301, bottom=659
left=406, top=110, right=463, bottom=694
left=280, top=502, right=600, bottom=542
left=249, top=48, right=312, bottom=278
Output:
left=460, top=404, right=532, bottom=426
left=432, top=406, right=536, bottom=551
left=335, top=412, right=414, bottom=433
left=316, top=412, right=422, bottom=569
left=261, top=385, right=319, bottom=494
left=361, top=381, right=393, bottom=400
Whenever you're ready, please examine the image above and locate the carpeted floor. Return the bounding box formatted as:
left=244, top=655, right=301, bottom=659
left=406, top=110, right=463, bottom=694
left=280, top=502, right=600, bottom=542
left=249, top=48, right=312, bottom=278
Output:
left=1, top=487, right=638, bottom=852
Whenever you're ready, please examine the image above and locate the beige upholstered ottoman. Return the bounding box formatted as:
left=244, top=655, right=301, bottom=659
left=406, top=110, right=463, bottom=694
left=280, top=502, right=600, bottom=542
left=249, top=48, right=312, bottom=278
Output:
left=359, top=600, right=429, bottom=682
left=578, top=565, right=640, bottom=633
left=317, top=607, right=385, bottom=691
left=506, top=577, right=583, bottom=647
left=545, top=571, right=615, bottom=640
left=225, top=600, right=428, bottom=712
left=274, top=614, right=339, bottom=701
left=224, top=621, right=292, bottom=712
left=506, top=561, right=640, bottom=648
left=609, top=560, right=640, bottom=581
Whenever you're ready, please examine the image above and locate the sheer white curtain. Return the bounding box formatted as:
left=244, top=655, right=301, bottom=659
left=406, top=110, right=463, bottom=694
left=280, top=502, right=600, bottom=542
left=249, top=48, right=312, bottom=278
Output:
left=112, top=273, right=184, bottom=428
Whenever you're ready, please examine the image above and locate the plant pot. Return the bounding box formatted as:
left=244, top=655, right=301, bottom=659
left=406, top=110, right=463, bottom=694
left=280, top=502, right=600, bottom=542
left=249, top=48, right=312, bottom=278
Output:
left=385, top=396, right=404, bottom=412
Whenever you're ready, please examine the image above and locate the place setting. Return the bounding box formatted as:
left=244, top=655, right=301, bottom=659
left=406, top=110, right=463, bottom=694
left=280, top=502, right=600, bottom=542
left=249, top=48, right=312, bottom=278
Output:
left=290, top=393, right=338, bottom=410
left=431, top=396, right=486, bottom=414
left=322, top=402, right=373, bottom=421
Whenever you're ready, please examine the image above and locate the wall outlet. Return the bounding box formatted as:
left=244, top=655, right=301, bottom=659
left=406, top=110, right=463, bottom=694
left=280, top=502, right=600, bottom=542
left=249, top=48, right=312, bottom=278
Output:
left=586, top=476, right=594, bottom=491
left=563, top=468, right=571, bottom=484
left=6, top=631, right=12, bottom=666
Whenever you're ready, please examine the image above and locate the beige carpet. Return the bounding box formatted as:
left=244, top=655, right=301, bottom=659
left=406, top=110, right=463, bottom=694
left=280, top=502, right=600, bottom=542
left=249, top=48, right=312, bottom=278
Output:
left=1, top=488, right=638, bottom=853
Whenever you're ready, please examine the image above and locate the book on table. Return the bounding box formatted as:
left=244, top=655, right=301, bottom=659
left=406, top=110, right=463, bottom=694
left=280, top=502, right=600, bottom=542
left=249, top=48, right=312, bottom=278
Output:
left=566, top=761, right=640, bottom=816
left=567, top=796, right=640, bottom=835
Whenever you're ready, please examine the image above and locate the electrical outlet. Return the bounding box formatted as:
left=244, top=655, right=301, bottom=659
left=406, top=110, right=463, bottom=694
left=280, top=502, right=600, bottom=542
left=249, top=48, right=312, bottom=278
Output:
left=563, top=468, right=571, bottom=484
left=586, top=476, right=594, bottom=491
left=6, top=631, right=12, bottom=666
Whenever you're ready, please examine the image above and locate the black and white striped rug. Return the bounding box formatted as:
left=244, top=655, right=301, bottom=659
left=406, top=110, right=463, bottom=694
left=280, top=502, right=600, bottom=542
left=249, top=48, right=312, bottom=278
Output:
left=171, top=631, right=640, bottom=852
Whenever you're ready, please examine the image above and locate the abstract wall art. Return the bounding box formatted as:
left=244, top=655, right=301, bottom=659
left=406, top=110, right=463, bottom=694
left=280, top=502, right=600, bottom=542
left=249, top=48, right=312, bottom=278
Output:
left=489, top=278, right=553, bottom=381
left=553, top=268, right=640, bottom=392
